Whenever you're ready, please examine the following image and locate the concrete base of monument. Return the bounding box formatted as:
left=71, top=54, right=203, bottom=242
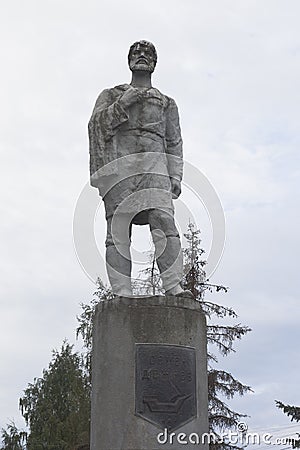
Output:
left=90, top=295, right=209, bottom=450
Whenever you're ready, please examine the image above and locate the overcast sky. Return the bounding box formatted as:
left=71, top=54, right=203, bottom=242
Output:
left=1, top=0, right=300, bottom=442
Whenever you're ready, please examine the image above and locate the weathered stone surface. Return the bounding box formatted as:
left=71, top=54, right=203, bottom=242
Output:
left=88, top=41, right=188, bottom=296
left=90, top=295, right=209, bottom=450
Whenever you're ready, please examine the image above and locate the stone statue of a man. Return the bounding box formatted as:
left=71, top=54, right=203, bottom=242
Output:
left=88, top=40, right=192, bottom=297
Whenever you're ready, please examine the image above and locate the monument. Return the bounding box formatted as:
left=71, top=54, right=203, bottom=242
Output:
left=88, top=41, right=209, bottom=449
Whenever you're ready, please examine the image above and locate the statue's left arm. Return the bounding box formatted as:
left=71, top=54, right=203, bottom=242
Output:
left=165, top=98, right=183, bottom=198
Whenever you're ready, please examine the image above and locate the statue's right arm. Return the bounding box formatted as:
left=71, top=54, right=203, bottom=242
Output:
left=88, top=88, right=129, bottom=188
left=89, top=88, right=129, bottom=142
left=88, top=87, right=139, bottom=188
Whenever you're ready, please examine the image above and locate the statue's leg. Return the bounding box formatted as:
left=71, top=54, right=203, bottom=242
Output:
left=148, top=209, right=183, bottom=292
left=105, top=213, right=132, bottom=296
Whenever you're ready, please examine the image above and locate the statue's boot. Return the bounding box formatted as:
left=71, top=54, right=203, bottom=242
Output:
left=166, top=285, right=194, bottom=298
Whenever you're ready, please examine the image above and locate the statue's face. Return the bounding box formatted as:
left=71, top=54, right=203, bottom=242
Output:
left=129, top=43, right=156, bottom=73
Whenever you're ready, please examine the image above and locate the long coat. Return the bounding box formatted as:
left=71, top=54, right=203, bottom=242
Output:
left=88, top=84, right=183, bottom=222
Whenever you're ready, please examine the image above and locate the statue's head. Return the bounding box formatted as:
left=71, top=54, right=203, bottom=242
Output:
left=128, top=40, right=157, bottom=73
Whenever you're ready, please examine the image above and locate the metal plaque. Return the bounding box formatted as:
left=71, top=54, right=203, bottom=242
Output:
left=135, top=344, right=197, bottom=431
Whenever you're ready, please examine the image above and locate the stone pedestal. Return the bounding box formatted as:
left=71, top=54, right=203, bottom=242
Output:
left=90, top=295, right=209, bottom=450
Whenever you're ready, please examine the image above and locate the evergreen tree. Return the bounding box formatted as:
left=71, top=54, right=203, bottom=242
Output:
left=275, top=401, right=300, bottom=448
left=0, top=422, right=27, bottom=450
left=76, top=278, right=113, bottom=377
left=182, top=222, right=252, bottom=449
left=19, top=342, right=90, bottom=450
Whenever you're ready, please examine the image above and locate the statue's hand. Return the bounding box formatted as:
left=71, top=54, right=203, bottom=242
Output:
left=171, top=178, right=181, bottom=199
left=118, top=87, right=139, bottom=109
